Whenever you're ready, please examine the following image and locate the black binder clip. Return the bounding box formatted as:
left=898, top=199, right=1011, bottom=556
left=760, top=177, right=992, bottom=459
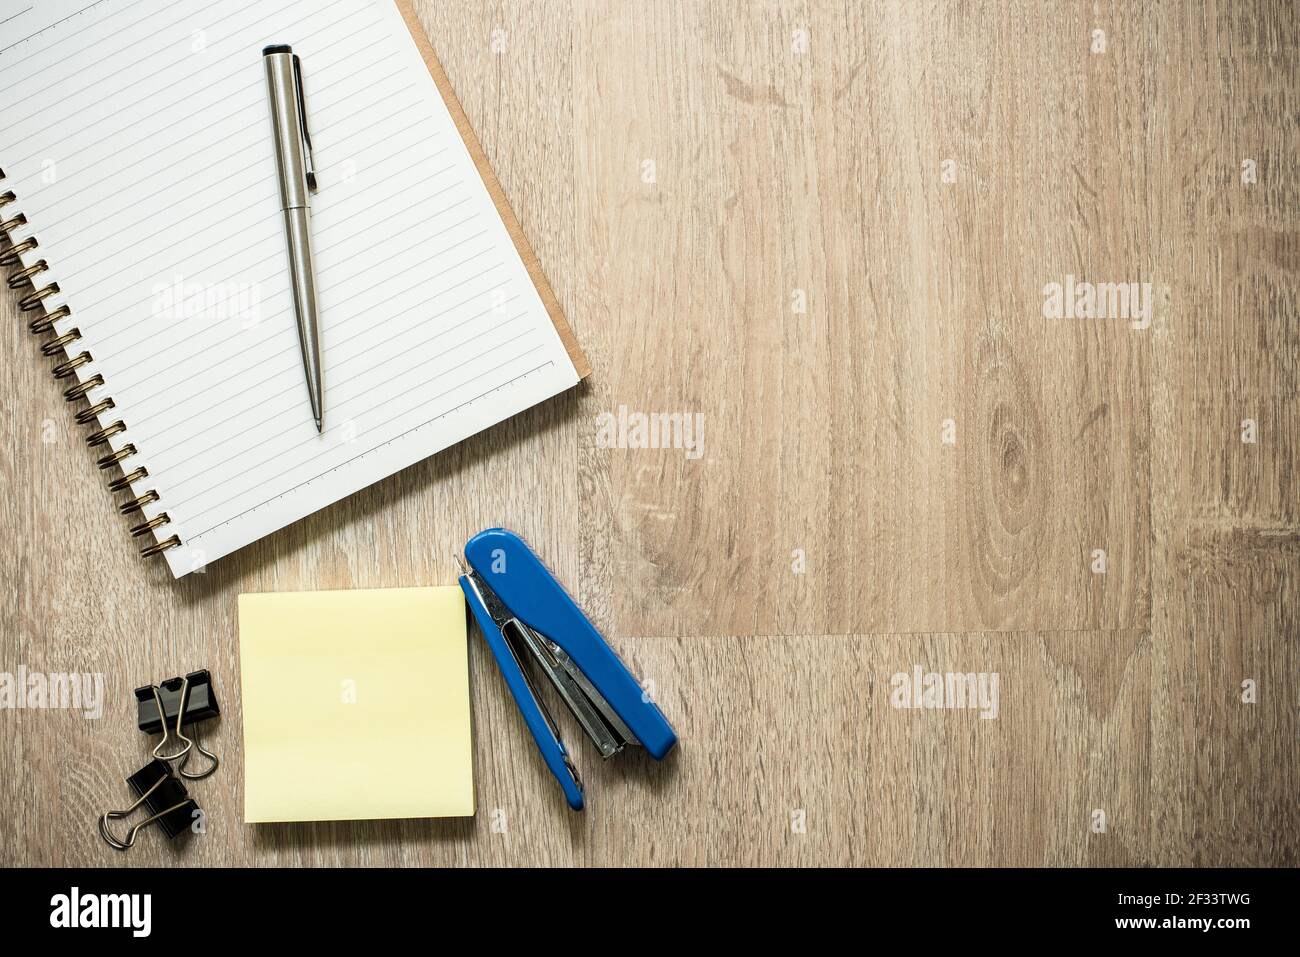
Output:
left=98, top=759, right=199, bottom=851
left=134, top=670, right=220, bottom=779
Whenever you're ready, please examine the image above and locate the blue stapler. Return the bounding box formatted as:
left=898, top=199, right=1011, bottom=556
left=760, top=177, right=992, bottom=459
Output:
left=457, top=528, right=677, bottom=810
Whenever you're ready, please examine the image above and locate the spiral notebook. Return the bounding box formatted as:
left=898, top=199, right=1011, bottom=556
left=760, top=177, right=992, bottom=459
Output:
left=0, top=0, right=587, bottom=577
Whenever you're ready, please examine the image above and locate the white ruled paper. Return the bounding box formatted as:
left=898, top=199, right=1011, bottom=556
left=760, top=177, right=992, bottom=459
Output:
left=0, top=0, right=578, bottom=576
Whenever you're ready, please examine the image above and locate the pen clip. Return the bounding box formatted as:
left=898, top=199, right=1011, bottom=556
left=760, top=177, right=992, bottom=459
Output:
left=292, top=54, right=317, bottom=192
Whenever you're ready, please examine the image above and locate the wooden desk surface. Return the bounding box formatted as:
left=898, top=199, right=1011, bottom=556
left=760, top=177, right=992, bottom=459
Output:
left=1, top=0, right=1295, bottom=867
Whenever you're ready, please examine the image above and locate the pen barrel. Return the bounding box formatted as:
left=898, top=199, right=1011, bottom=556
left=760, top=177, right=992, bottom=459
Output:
left=282, top=207, right=323, bottom=420
left=264, top=52, right=311, bottom=210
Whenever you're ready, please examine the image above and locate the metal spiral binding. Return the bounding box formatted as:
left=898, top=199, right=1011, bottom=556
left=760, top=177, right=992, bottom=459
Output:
left=0, top=167, right=178, bottom=560
left=0, top=237, right=39, bottom=266
left=31, top=303, right=69, bottom=334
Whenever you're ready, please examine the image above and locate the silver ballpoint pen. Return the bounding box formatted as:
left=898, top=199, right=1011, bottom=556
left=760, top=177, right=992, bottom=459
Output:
left=263, top=44, right=323, bottom=432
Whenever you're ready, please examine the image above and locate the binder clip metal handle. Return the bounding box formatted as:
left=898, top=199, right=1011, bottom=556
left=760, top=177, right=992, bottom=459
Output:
left=98, top=759, right=198, bottom=851
left=178, top=738, right=220, bottom=779
left=138, top=672, right=220, bottom=779
left=149, top=684, right=192, bottom=763
left=98, top=781, right=190, bottom=851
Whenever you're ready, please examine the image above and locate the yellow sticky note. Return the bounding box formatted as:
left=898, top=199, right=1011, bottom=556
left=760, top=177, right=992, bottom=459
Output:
left=238, top=586, right=474, bottom=823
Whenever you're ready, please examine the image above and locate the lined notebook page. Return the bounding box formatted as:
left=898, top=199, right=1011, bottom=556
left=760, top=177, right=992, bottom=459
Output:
left=0, top=0, right=579, bottom=576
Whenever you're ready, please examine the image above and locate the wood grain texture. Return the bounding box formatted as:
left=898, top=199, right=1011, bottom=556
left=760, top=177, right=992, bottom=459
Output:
left=0, top=0, right=1294, bottom=867
left=394, top=0, right=591, bottom=378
